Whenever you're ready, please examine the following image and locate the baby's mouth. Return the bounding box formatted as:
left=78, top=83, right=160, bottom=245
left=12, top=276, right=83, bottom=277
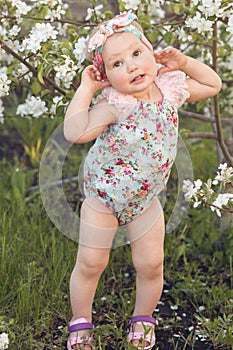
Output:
left=131, top=74, right=145, bottom=83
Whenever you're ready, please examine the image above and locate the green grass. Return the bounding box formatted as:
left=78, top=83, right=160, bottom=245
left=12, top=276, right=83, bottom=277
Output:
left=0, top=119, right=232, bottom=349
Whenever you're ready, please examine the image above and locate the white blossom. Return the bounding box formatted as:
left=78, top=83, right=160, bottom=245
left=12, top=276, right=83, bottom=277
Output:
left=194, top=179, right=203, bottom=189
left=148, top=0, right=165, bottom=15
left=0, top=25, right=7, bottom=39
left=227, top=14, right=233, bottom=34
left=185, top=12, right=213, bottom=33
left=85, top=5, right=104, bottom=21
left=12, top=0, right=32, bottom=18
left=32, top=23, right=58, bottom=41
left=21, top=38, right=41, bottom=54
left=44, top=1, right=69, bottom=21
left=198, top=0, right=224, bottom=18
left=0, top=69, right=11, bottom=97
left=73, top=37, right=89, bottom=70
left=122, top=0, right=141, bottom=11
left=16, top=95, right=48, bottom=118
left=193, top=200, right=201, bottom=208
left=176, top=28, right=192, bottom=42
left=0, top=332, right=9, bottom=350
left=18, top=63, right=33, bottom=82
left=21, top=23, right=58, bottom=53
left=210, top=193, right=233, bottom=217
left=5, top=39, right=20, bottom=54
left=50, top=95, right=64, bottom=115
left=182, top=179, right=197, bottom=199
left=54, top=55, right=78, bottom=88
left=0, top=53, right=13, bottom=65
left=8, top=25, right=21, bottom=38
left=212, top=163, right=233, bottom=185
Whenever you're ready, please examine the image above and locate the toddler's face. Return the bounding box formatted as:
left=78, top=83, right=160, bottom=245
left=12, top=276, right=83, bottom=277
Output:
left=102, top=32, right=157, bottom=99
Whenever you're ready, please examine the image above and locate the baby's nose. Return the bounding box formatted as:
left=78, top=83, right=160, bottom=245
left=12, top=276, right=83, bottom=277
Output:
left=127, top=59, right=138, bottom=72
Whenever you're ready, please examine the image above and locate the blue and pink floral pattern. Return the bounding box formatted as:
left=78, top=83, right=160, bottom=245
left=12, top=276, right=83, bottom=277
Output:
left=82, top=71, right=190, bottom=225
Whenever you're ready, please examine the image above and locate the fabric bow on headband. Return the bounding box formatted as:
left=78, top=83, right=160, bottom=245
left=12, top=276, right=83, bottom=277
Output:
left=87, top=12, right=153, bottom=79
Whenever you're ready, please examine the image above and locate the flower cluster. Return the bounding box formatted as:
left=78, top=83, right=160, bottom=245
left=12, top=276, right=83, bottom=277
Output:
left=122, top=0, right=141, bottom=11
left=183, top=163, right=233, bottom=217
left=16, top=95, right=48, bottom=118
left=85, top=4, right=104, bottom=21
left=185, top=12, right=213, bottom=34
left=21, top=23, right=58, bottom=54
left=227, top=14, right=233, bottom=34
left=122, top=0, right=163, bottom=11
left=73, top=37, right=89, bottom=71
left=54, top=56, right=78, bottom=89
left=0, top=68, right=11, bottom=98
left=185, top=0, right=230, bottom=34
left=36, top=0, right=69, bottom=21
left=11, top=0, right=31, bottom=20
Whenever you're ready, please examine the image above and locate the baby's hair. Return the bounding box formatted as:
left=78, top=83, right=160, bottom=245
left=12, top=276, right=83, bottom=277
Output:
left=85, top=19, right=144, bottom=61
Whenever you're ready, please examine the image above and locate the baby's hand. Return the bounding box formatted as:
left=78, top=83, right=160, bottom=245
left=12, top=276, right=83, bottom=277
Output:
left=80, top=65, right=111, bottom=94
left=154, top=48, right=189, bottom=75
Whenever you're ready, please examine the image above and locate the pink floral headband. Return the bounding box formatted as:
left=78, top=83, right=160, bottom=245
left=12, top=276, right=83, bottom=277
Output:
left=87, top=12, right=153, bottom=79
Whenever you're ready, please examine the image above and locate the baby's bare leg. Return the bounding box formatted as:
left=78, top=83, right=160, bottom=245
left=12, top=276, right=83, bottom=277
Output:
left=128, top=197, right=165, bottom=316
left=70, top=197, right=118, bottom=322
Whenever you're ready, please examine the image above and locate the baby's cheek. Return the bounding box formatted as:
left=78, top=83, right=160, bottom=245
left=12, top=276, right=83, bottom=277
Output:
left=110, top=75, right=128, bottom=91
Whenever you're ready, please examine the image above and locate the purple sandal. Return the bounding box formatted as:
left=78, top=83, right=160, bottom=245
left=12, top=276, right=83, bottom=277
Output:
left=67, top=317, right=94, bottom=349
left=127, top=315, right=158, bottom=349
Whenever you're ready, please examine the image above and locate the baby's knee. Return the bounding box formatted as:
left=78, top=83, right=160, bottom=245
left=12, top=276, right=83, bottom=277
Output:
left=133, top=254, right=164, bottom=279
left=75, top=249, right=110, bottom=277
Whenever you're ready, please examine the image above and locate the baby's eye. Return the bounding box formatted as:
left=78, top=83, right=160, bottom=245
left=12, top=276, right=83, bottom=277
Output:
left=113, top=61, right=122, bottom=68
left=133, top=50, right=141, bottom=57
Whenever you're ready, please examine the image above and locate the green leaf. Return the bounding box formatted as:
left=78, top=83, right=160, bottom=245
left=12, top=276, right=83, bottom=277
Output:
left=173, top=3, right=182, bottom=15
left=217, top=46, right=225, bottom=57
left=149, top=31, right=158, bottom=43
left=40, top=5, right=48, bottom=18
left=44, top=64, right=53, bottom=76
left=37, top=65, right=45, bottom=84
left=207, top=178, right=212, bottom=188
left=31, top=81, right=41, bottom=95
left=62, top=48, right=71, bottom=56
left=9, top=77, right=19, bottom=84
left=11, top=167, right=26, bottom=205
left=164, top=32, right=175, bottom=45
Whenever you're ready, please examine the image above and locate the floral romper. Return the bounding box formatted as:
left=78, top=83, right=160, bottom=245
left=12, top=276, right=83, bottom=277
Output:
left=82, top=71, right=190, bottom=226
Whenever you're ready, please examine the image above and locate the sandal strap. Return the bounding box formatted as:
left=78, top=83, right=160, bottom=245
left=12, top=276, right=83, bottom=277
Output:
left=68, top=322, right=94, bottom=333
left=129, top=315, right=158, bottom=326
left=68, top=317, right=94, bottom=333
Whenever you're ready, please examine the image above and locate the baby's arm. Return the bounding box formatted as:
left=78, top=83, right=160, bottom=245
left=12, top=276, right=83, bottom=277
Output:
left=154, top=48, right=222, bottom=101
left=64, top=65, right=114, bottom=144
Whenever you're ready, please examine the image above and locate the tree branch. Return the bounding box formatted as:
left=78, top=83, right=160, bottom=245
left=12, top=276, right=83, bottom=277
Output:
left=179, top=110, right=233, bottom=126
left=0, top=15, right=93, bottom=27
left=0, top=39, right=67, bottom=96
left=204, top=201, right=233, bottom=214
left=212, top=22, right=233, bottom=165
left=222, top=79, right=233, bottom=84
left=186, top=132, right=218, bottom=140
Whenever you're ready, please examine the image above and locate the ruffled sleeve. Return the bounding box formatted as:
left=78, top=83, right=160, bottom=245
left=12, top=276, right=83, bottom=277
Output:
left=155, top=71, right=190, bottom=108
left=96, top=87, right=137, bottom=120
